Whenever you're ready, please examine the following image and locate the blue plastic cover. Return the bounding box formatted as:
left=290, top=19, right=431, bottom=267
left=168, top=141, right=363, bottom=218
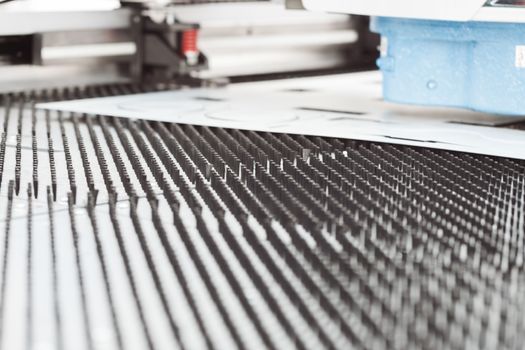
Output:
left=372, top=17, right=525, bottom=115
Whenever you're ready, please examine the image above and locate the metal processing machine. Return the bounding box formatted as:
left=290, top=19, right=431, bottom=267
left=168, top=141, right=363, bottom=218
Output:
left=298, top=0, right=525, bottom=115
left=0, top=1, right=524, bottom=350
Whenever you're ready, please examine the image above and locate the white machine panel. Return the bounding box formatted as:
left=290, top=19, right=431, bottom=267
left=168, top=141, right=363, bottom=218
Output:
left=1, top=0, right=120, bottom=12
left=302, top=0, right=525, bottom=22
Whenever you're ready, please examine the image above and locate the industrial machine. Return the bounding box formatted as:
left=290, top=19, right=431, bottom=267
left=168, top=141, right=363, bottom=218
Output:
left=0, top=1, right=523, bottom=350
left=295, top=0, right=525, bottom=115
left=0, top=0, right=376, bottom=91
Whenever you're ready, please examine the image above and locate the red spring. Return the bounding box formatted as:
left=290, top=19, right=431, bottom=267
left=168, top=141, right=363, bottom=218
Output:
left=181, top=29, right=198, bottom=55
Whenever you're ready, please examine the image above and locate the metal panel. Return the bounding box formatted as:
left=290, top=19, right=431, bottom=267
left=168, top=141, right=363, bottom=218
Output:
left=0, top=9, right=132, bottom=36
left=302, top=0, right=487, bottom=21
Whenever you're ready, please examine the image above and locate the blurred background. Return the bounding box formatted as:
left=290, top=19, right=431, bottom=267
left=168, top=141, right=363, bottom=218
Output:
left=0, top=0, right=379, bottom=91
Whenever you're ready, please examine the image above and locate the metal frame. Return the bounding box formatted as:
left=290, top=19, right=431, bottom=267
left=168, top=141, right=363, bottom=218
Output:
left=129, top=5, right=208, bottom=83
left=0, top=9, right=132, bottom=36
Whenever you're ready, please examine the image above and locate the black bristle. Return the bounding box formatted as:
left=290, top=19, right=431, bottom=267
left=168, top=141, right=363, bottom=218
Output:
left=0, top=87, right=523, bottom=350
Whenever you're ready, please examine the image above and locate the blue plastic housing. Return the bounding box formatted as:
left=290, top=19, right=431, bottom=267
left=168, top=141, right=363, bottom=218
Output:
left=372, top=17, right=525, bottom=115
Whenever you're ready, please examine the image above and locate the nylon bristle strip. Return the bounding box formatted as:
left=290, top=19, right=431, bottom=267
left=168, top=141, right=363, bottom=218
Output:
left=0, top=87, right=522, bottom=350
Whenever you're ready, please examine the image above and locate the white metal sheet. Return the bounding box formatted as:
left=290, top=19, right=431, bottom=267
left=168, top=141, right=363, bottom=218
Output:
left=37, top=71, right=525, bottom=160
